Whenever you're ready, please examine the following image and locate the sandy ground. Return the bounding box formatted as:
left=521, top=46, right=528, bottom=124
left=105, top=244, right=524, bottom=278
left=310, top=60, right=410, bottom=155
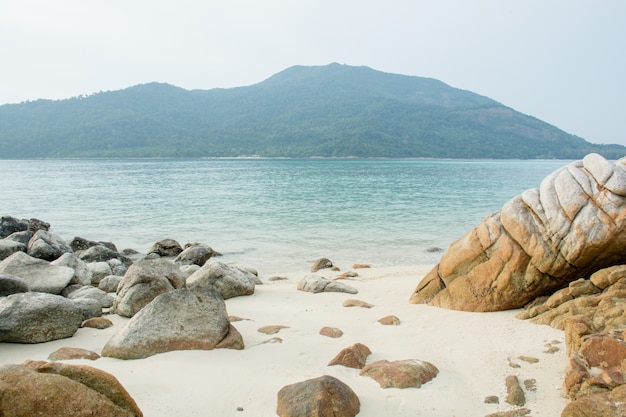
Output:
left=0, top=265, right=569, bottom=417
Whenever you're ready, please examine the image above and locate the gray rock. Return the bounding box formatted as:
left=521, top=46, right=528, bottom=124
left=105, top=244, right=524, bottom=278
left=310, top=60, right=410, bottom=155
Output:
left=26, top=230, right=72, bottom=261
left=108, top=258, right=127, bottom=276
left=0, top=216, right=28, bottom=239
left=87, top=261, right=113, bottom=285
left=0, top=252, right=74, bottom=294
left=98, top=275, right=124, bottom=293
left=65, top=285, right=114, bottom=308
left=69, top=236, right=100, bottom=251
left=186, top=261, right=256, bottom=299
left=102, top=288, right=243, bottom=359
left=0, top=239, right=26, bottom=261
left=113, top=258, right=185, bottom=318
left=0, top=292, right=83, bottom=343
left=4, top=230, right=33, bottom=245
left=174, top=243, right=219, bottom=266
left=297, top=275, right=358, bottom=294
left=72, top=297, right=103, bottom=320
left=311, top=257, right=334, bottom=272
left=78, top=245, right=130, bottom=266
left=51, top=253, right=93, bottom=286
left=0, top=273, right=29, bottom=296
left=26, top=218, right=50, bottom=233
left=147, top=238, right=183, bottom=257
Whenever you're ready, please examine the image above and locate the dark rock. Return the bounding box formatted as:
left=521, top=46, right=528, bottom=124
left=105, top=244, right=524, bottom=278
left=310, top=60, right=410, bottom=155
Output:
left=359, top=359, right=439, bottom=388
left=113, top=258, right=184, bottom=318
left=175, top=243, right=219, bottom=266
left=311, top=257, right=333, bottom=272
left=27, top=230, right=72, bottom=261
left=0, top=216, right=28, bottom=238
left=78, top=244, right=131, bottom=266
left=147, top=238, right=183, bottom=257
left=0, top=251, right=74, bottom=294
left=69, top=236, right=101, bottom=252
left=186, top=261, right=256, bottom=299
left=0, top=273, right=29, bottom=296
left=0, top=239, right=26, bottom=261
left=102, top=288, right=243, bottom=359
left=0, top=292, right=82, bottom=343
left=328, top=343, right=372, bottom=369
left=276, top=375, right=360, bottom=417
left=26, top=218, right=50, bottom=233
left=4, top=230, right=33, bottom=245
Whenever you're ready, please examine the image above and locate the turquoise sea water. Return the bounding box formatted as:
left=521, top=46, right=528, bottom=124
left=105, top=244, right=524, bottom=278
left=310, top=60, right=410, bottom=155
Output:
left=0, top=158, right=571, bottom=273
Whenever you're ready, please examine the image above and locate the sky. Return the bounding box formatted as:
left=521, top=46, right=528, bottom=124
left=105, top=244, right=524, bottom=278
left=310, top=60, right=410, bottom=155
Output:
left=1, top=0, right=625, bottom=146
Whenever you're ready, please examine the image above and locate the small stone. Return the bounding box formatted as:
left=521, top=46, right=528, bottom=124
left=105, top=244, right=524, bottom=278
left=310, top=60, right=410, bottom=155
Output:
left=48, top=347, right=100, bottom=361
left=237, top=407, right=244, bottom=411
left=518, top=356, right=539, bottom=364
left=229, top=315, right=252, bottom=322
left=337, top=271, right=358, bottom=278
left=484, top=395, right=499, bottom=404
left=505, top=375, right=526, bottom=406
left=81, top=317, right=113, bottom=329
left=319, top=327, right=343, bottom=338
left=268, top=276, right=288, bottom=281
left=311, top=258, right=333, bottom=272
left=523, top=379, right=537, bottom=391
left=352, top=264, right=371, bottom=269
left=328, top=343, right=372, bottom=369
left=258, top=325, right=289, bottom=335
left=342, top=299, right=373, bottom=308
left=378, top=315, right=400, bottom=325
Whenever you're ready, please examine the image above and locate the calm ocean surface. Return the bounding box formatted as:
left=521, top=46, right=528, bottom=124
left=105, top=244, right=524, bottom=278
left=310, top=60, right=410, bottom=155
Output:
left=0, top=158, right=571, bottom=273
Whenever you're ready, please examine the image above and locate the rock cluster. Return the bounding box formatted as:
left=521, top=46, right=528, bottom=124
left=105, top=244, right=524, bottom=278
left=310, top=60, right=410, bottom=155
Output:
left=410, top=154, right=626, bottom=312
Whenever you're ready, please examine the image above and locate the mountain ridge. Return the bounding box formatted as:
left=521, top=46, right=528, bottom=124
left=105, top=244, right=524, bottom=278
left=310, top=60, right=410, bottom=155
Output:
left=0, top=63, right=623, bottom=159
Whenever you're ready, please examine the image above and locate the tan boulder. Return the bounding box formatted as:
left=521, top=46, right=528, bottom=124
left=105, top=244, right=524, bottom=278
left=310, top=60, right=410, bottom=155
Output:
left=359, top=359, right=438, bottom=388
left=328, top=343, right=371, bottom=369
left=410, top=154, right=626, bottom=312
left=276, top=375, right=360, bottom=417
left=0, top=361, right=142, bottom=416
left=561, top=384, right=626, bottom=417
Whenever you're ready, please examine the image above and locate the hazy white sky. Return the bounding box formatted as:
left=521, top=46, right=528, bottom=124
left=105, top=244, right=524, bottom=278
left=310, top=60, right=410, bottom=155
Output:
left=1, top=0, right=625, bottom=145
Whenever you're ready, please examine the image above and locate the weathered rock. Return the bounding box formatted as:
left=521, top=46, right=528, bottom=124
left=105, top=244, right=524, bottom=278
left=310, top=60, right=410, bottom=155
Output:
left=175, top=243, right=219, bottom=266
left=328, top=343, right=372, bottom=369
left=0, top=292, right=82, bottom=343
left=113, top=258, right=184, bottom=318
left=66, top=285, right=114, bottom=308
left=186, top=261, right=256, bottom=299
left=297, top=275, right=358, bottom=294
left=561, top=384, right=626, bottom=417
left=73, top=297, right=104, bottom=320
left=0, top=216, right=28, bottom=238
left=410, top=154, right=626, bottom=311
left=0, top=273, right=29, bottom=296
left=87, top=261, right=113, bottom=285
left=276, top=375, right=360, bottom=417
left=27, top=230, right=72, bottom=261
left=505, top=375, right=526, bottom=406
left=82, top=317, right=114, bottom=329
left=0, top=239, right=26, bottom=261
left=48, top=347, right=100, bottom=361
left=147, top=238, right=183, bottom=257
left=579, top=334, right=626, bottom=370
left=485, top=409, right=531, bottom=417
left=99, top=274, right=124, bottom=292
left=26, top=218, right=51, bottom=233
left=102, top=288, right=243, bottom=359
left=360, top=359, right=439, bottom=388
left=0, top=251, right=74, bottom=294
left=311, top=257, right=334, bottom=272
left=590, top=264, right=626, bottom=290
left=4, top=230, right=33, bottom=245
left=51, top=252, right=93, bottom=286
left=0, top=362, right=142, bottom=416
left=319, top=326, right=343, bottom=338
left=79, top=244, right=131, bottom=266
left=108, top=258, right=128, bottom=276
left=378, top=315, right=401, bottom=325
left=569, top=278, right=601, bottom=298
left=70, top=236, right=101, bottom=251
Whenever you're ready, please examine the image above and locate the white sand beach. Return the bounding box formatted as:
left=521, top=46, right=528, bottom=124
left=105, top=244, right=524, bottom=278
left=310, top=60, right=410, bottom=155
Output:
left=0, top=265, right=568, bottom=417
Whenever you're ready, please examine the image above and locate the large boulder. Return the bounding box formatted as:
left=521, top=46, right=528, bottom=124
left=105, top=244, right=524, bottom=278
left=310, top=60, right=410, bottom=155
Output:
left=51, top=252, right=93, bottom=286
left=0, top=239, right=26, bottom=261
left=102, top=288, right=243, bottom=359
left=410, top=154, right=626, bottom=311
left=26, top=230, right=72, bottom=261
left=0, top=361, right=142, bottom=416
left=0, top=292, right=83, bottom=343
left=276, top=375, right=360, bottom=417
left=112, top=258, right=185, bottom=318
left=186, top=261, right=256, bottom=299
left=561, top=384, right=626, bottom=417
left=0, top=251, right=74, bottom=294
left=4, top=230, right=34, bottom=245
left=175, top=243, right=220, bottom=266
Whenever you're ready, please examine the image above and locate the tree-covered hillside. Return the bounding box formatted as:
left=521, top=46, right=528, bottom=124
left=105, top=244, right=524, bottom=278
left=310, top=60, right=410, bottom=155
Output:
left=0, top=63, right=623, bottom=159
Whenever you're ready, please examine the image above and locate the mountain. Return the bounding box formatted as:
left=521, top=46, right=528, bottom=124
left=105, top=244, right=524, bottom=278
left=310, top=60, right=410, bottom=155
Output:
left=0, top=63, right=623, bottom=159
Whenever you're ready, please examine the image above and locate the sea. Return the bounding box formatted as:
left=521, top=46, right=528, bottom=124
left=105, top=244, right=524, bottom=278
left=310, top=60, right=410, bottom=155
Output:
left=0, top=158, right=572, bottom=274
